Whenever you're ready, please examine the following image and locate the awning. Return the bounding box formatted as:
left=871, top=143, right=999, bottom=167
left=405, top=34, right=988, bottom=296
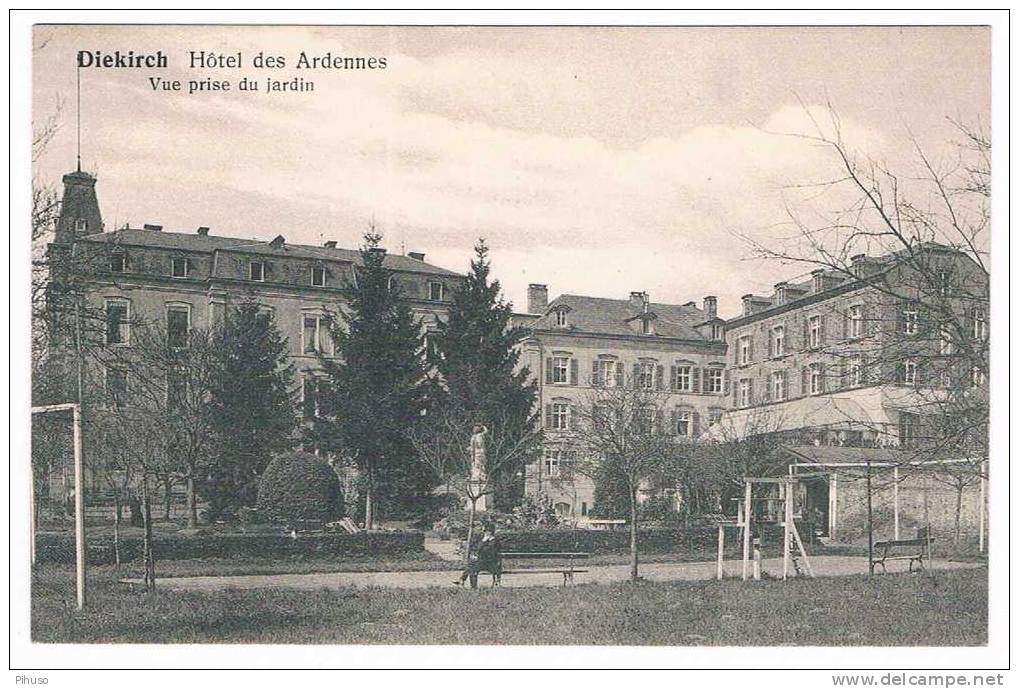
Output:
left=701, top=393, right=892, bottom=442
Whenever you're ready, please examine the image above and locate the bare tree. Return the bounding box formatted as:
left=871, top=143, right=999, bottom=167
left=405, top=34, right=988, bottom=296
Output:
left=739, top=106, right=989, bottom=536
left=569, top=378, right=682, bottom=582
left=408, top=397, right=543, bottom=565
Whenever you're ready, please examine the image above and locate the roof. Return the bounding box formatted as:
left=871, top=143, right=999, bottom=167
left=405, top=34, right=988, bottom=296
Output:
left=528, top=294, right=715, bottom=341
left=700, top=394, right=892, bottom=442
left=79, top=228, right=461, bottom=277
left=778, top=445, right=914, bottom=465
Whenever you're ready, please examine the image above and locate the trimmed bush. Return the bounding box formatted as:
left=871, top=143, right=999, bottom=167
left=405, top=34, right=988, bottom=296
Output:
left=256, top=451, right=344, bottom=525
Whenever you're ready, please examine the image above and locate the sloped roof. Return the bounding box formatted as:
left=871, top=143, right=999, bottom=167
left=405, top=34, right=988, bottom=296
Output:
left=779, top=445, right=912, bottom=465
left=529, top=294, right=713, bottom=341
left=79, top=228, right=461, bottom=277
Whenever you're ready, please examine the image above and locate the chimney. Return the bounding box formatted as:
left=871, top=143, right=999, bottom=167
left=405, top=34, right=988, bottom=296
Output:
left=408, top=251, right=426, bottom=261
left=629, top=291, right=648, bottom=311
left=527, top=284, right=548, bottom=314
left=197, top=226, right=210, bottom=236
left=143, top=223, right=163, bottom=232
left=270, top=234, right=286, bottom=249
left=742, top=294, right=754, bottom=317
left=323, top=240, right=337, bottom=249
left=851, top=253, right=880, bottom=279
left=703, top=295, right=717, bottom=319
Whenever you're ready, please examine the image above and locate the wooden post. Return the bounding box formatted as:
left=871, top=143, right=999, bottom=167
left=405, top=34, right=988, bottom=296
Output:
left=753, top=538, right=762, bottom=580
left=829, top=472, right=838, bottom=541
left=741, top=481, right=752, bottom=581
left=866, top=459, right=874, bottom=576
left=893, top=466, right=900, bottom=540
left=29, top=469, right=36, bottom=566
left=979, top=460, right=987, bottom=553
left=72, top=403, right=86, bottom=610
left=716, top=523, right=724, bottom=580
left=782, top=481, right=792, bottom=581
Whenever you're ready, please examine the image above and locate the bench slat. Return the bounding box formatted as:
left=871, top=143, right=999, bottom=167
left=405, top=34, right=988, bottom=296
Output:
left=500, top=569, right=589, bottom=575
left=502, top=552, right=590, bottom=559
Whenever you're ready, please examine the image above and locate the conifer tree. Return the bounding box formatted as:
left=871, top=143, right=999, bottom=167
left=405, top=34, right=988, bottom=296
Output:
left=314, top=231, right=433, bottom=527
left=205, top=299, right=297, bottom=518
left=433, top=239, right=539, bottom=510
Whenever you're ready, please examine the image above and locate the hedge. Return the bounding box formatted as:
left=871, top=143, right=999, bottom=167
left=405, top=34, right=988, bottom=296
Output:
left=35, top=530, right=424, bottom=565
left=493, top=521, right=817, bottom=554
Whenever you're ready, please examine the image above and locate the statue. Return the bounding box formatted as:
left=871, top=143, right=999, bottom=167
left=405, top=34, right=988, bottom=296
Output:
left=469, top=424, right=489, bottom=484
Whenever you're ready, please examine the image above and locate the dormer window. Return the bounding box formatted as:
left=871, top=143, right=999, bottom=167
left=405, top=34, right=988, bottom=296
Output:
left=641, top=318, right=653, bottom=335
left=555, top=309, right=568, bottom=327
left=171, top=256, right=190, bottom=278
left=312, top=266, right=326, bottom=287
left=110, top=252, right=126, bottom=273
left=710, top=323, right=722, bottom=341
left=249, top=261, right=265, bottom=282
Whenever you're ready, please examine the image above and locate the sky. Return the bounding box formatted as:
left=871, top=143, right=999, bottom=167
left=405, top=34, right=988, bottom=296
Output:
left=32, top=25, right=990, bottom=318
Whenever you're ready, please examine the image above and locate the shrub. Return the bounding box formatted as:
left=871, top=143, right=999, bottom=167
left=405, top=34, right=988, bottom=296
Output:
left=256, top=451, right=344, bottom=525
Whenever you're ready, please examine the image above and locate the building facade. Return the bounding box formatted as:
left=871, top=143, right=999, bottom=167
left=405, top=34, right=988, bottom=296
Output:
left=43, top=169, right=463, bottom=496
left=512, top=285, right=728, bottom=520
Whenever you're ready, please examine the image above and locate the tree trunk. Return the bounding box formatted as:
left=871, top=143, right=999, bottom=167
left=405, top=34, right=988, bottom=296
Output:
left=186, top=475, right=198, bottom=529
left=141, top=475, right=156, bottom=590
left=954, top=482, right=964, bottom=548
left=162, top=475, right=172, bottom=521
left=629, top=485, right=639, bottom=582
left=112, top=494, right=122, bottom=566
left=364, top=463, right=375, bottom=530
left=465, top=496, right=478, bottom=567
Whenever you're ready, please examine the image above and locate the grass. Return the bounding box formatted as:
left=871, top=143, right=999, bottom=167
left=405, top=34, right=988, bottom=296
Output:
left=32, top=564, right=986, bottom=645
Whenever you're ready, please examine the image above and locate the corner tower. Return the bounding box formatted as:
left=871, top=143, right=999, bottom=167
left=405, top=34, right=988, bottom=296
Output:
left=53, top=170, right=102, bottom=245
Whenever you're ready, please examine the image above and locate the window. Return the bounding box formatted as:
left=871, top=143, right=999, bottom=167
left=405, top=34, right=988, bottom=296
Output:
left=249, top=261, right=265, bottom=281
left=641, top=318, right=653, bottom=335
left=593, top=358, right=621, bottom=387
left=110, top=252, right=126, bottom=273
left=771, top=326, right=785, bottom=357
left=902, top=305, right=918, bottom=335
left=171, top=256, right=190, bottom=278
left=808, top=315, right=822, bottom=349
left=708, top=408, right=724, bottom=426
left=303, top=315, right=332, bottom=355
left=312, top=266, right=326, bottom=287
left=771, top=370, right=786, bottom=401
left=738, top=379, right=752, bottom=408
left=105, top=298, right=129, bottom=345
left=675, top=365, right=692, bottom=392
left=809, top=363, right=823, bottom=395
left=848, top=356, right=863, bottom=387
left=75, top=218, right=88, bottom=233
left=592, top=404, right=613, bottom=432
left=428, top=281, right=444, bottom=301
left=710, top=323, right=722, bottom=341
left=848, top=305, right=863, bottom=339
left=972, top=309, right=987, bottom=340
left=939, top=327, right=954, bottom=355
left=105, top=367, right=127, bottom=402
left=166, top=304, right=191, bottom=349
left=552, top=356, right=570, bottom=384
left=638, top=362, right=656, bottom=390
left=936, top=270, right=951, bottom=296
left=551, top=402, right=570, bottom=431
left=302, top=377, right=327, bottom=419
left=738, top=335, right=751, bottom=365
left=675, top=410, right=691, bottom=437
left=544, top=449, right=563, bottom=478
left=635, top=406, right=656, bottom=434
left=899, top=412, right=919, bottom=448
left=903, top=359, right=918, bottom=385
left=554, top=309, right=568, bottom=327
left=707, top=368, right=723, bottom=394
left=971, top=365, right=986, bottom=387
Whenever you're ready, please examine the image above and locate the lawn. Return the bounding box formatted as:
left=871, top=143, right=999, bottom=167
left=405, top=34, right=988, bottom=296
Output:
left=32, top=564, right=986, bottom=645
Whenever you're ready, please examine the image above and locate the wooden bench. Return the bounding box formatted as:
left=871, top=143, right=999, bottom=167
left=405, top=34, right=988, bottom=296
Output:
left=495, top=551, right=590, bottom=587
left=872, top=531, right=933, bottom=573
